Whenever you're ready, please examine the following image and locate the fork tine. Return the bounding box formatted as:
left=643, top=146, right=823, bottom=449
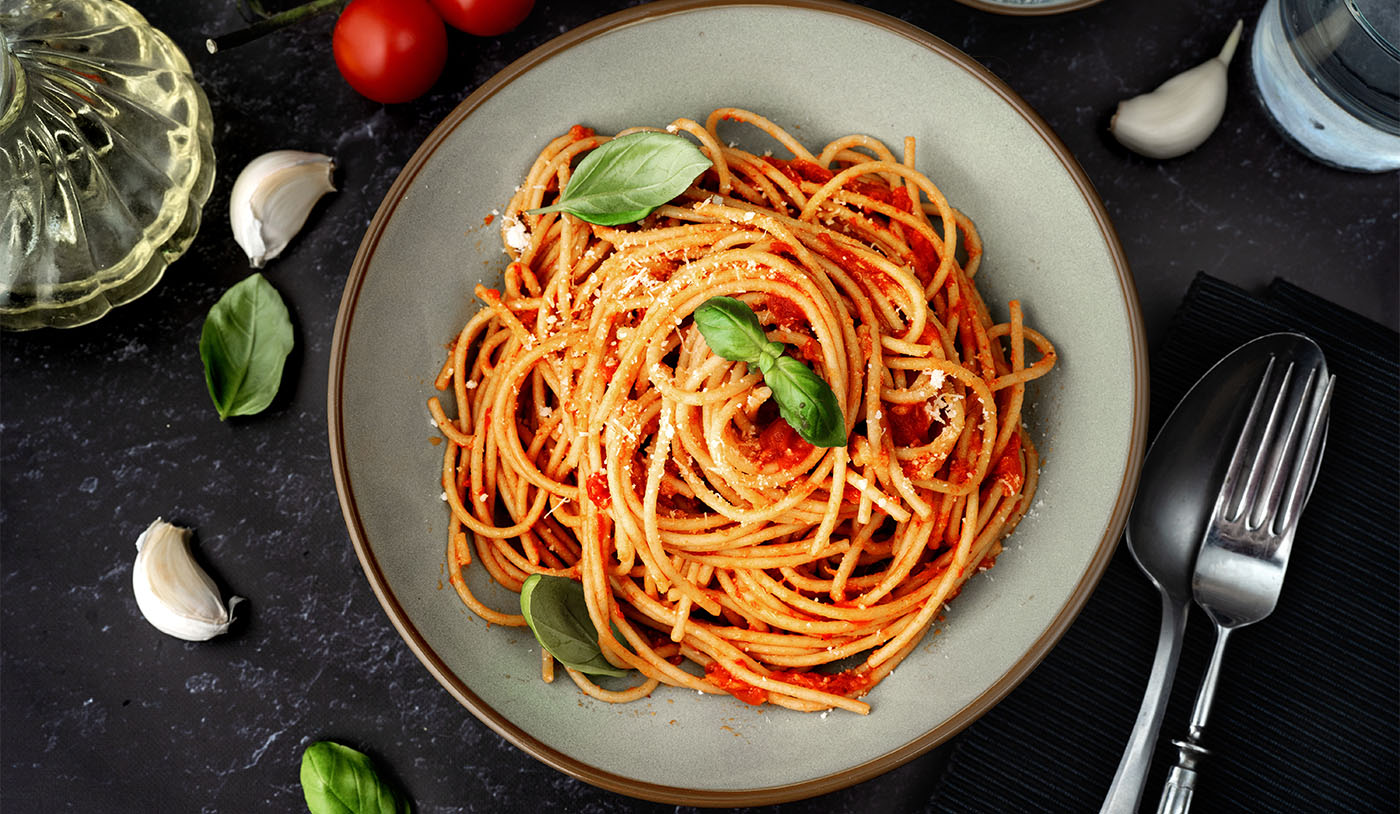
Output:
left=1239, top=361, right=1296, bottom=527
left=1218, top=357, right=1279, bottom=522
left=1277, top=372, right=1335, bottom=534
left=1252, top=366, right=1317, bottom=530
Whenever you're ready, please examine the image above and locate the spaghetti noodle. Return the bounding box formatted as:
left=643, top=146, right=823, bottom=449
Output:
left=429, top=109, right=1056, bottom=714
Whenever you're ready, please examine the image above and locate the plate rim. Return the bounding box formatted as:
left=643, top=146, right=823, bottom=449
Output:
left=328, top=0, right=1148, bottom=805
left=950, top=0, right=1107, bottom=16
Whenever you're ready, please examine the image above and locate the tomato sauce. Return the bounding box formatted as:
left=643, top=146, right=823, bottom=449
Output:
left=887, top=401, right=937, bottom=447
left=890, top=188, right=941, bottom=286
left=705, top=660, right=872, bottom=705
left=763, top=156, right=834, bottom=185
left=946, top=458, right=973, bottom=488
left=816, top=233, right=899, bottom=296
left=763, top=294, right=807, bottom=332
left=756, top=419, right=814, bottom=470
left=991, top=432, right=1024, bottom=495
left=771, top=667, right=872, bottom=697
left=767, top=240, right=797, bottom=259
left=704, top=662, right=768, bottom=705
left=567, top=124, right=595, bottom=142
left=849, top=179, right=892, bottom=205
left=586, top=472, right=611, bottom=508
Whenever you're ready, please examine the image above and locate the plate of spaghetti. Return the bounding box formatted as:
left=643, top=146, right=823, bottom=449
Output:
left=330, top=0, right=1145, bottom=805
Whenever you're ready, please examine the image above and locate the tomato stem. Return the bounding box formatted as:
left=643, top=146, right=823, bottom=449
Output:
left=205, top=0, right=348, bottom=54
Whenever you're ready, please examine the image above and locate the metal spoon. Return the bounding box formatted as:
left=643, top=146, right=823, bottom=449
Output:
left=1100, top=333, right=1315, bottom=814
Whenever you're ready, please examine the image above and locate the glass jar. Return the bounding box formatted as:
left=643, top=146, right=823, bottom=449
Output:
left=0, top=0, right=215, bottom=330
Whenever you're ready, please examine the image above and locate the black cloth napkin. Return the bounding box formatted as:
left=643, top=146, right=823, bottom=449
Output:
left=930, top=274, right=1399, bottom=813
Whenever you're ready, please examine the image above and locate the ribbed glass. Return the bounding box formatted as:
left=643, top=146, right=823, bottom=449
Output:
left=0, top=0, right=214, bottom=330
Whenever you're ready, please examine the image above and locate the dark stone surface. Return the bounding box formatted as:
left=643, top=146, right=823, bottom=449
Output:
left=1, top=1, right=1394, bottom=812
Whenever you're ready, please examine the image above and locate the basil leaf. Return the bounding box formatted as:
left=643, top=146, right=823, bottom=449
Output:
left=520, top=574, right=628, bottom=677
left=693, top=297, right=846, bottom=448
left=528, top=131, right=712, bottom=225
left=199, top=273, right=294, bottom=420
left=693, top=296, right=772, bottom=363
left=762, top=356, right=847, bottom=448
left=300, top=741, right=411, bottom=814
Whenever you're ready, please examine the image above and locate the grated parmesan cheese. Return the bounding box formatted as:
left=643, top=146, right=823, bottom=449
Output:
left=503, top=214, right=530, bottom=251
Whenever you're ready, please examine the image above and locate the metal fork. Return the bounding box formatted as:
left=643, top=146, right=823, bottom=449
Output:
left=1156, top=355, right=1335, bottom=814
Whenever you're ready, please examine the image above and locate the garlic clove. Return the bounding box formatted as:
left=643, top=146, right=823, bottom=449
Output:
left=1111, top=20, right=1244, bottom=160
left=132, top=518, right=243, bottom=641
left=230, top=150, right=336, bottom=268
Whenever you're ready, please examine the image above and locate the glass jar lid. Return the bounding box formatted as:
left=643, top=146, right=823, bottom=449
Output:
left=0, top=0, right=215, bottom=330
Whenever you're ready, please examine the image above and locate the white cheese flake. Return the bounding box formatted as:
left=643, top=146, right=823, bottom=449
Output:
left=502, top=214, right=530, bottom=252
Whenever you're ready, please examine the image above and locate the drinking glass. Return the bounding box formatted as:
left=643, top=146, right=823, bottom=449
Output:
left=1251, top=0, right=1400, bottom=172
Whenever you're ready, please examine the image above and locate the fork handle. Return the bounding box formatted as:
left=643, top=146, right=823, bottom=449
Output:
left=1158, top=740, right=1209, bottom=814
left=1156, top=625, right=1236, bottom=813
left=1187, top=625, right=1235, bottom=740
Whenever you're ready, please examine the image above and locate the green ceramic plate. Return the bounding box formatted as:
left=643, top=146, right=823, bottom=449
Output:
left=330, top=0, right=1146, bottom=804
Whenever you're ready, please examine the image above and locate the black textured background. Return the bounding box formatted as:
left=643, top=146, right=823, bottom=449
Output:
left=2, top=1, right=1396, bottom=812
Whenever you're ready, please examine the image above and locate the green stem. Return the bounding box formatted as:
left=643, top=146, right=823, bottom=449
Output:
left=205, top=0, right=347, bottom=54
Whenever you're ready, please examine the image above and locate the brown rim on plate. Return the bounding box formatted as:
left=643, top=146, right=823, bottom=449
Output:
left=951, top=0, right=1106, bottom=16
left=328, top=0, right=1147, bottom=805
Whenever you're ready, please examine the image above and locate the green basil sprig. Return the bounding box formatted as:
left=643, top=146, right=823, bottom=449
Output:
left=199, top=272, right=294, bottom=420
left=527, top=131, right=712, bottom=226
left=693, top=297, right=846, bottom=448
left=300, top=741, right=411, bottom=814
left=520, top=574, right=627, bottom=677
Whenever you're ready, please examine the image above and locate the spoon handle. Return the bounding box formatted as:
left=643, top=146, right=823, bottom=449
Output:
left=1100, top=593, right=1191, bottom=814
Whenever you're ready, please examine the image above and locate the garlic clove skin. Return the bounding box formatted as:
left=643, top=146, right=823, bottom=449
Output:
left=132, top=518, right=243, bottom=641
left=1111, top=20, right=1244, bottom=160
left=230, top=150, right=336, bottom=268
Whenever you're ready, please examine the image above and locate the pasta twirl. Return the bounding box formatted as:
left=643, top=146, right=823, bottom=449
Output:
left=429, top=109, right=1057, bottom=714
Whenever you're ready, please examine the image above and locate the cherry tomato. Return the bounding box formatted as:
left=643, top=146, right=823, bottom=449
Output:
left=332, top=0, right=447, bottom=104
left=428, top=0, right=534, bottom=37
